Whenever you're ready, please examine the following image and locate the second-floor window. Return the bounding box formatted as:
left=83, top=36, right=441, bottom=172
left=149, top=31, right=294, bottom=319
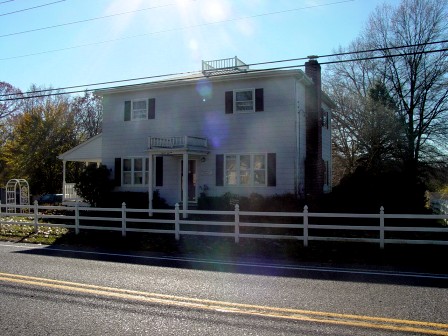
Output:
left=234, top=89, right=254, bottom=113
left=124, top=98, right=156, bottom=121
left=132, top=100, right=148, bottom=120
left=225, top=88, right=264, bottom=114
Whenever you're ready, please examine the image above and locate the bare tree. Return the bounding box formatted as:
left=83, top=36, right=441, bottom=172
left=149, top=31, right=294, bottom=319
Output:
left=0, top=82, right=22, bottom=120
left=365, top=0, right=448, bottom=169
left=70, top=91, right=102, bottom=141
left=326, top=0, right=448, bottom=186
left=326, top=77, right=405, bottom=184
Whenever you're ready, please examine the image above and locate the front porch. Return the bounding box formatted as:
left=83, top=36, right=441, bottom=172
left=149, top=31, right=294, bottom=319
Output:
left=58, top=134, right=103, bottom=204
left=147, top=136, right=209, bottom=217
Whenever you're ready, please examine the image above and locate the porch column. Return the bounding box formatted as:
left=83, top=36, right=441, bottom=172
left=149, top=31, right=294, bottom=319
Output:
left=62, top=160, right=66, bottom=202
left=148, top=153, right=153, bottom=216
left=182, top=152, right=188, bottom=218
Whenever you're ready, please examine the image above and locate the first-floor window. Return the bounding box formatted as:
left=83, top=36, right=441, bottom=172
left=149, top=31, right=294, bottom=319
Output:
left=123, top=157, right=149, bottom=186
left=225, top=154, right=267, bottom=186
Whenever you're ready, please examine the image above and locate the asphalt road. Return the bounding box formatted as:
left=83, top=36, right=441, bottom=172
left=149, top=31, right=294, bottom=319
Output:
left=0, top=242, right=447, bottom=335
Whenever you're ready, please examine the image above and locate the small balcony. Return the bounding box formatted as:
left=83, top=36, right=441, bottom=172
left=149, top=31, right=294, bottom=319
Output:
left=148, top=136, right=208, bottom=153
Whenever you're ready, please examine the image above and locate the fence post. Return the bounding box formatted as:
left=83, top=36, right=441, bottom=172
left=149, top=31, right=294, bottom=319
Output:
left=303, top=205, right=309, bottom=248
left=235, top=204, right=240, bottom=244
left=175, top=203, right=180, bottom=241
left=121, top=202, right=127, bottom=237
left=33, top=200, right=39, bottom=234
left=379, top=206, right=385, bottom=249
left=75, top=202, right=80, bottom=235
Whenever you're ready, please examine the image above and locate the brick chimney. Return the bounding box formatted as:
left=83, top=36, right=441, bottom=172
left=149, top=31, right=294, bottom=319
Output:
left=304, top=57, right=324, bottom=199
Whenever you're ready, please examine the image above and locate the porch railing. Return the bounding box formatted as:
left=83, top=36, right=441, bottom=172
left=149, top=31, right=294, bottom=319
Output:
left=148, top=136, right=208, bottom=150
left=63, top=183, right=82, bottom=202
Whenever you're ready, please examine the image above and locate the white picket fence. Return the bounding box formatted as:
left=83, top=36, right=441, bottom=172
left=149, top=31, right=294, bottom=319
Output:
left=1, top=202, right=448, bottom=249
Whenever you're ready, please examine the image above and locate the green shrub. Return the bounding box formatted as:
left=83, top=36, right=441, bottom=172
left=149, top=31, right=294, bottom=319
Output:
left=74, top=164, right=114, bottom=207
left=198, top=192, right=302, bottom=212
left=100, top=190, right=170, bottom=209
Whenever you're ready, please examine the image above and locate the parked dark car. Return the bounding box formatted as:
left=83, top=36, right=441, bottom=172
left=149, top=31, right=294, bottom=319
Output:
left=37, top=194, right=63, bottom=205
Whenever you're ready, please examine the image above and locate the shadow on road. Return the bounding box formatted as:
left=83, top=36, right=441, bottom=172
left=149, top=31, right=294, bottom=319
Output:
left=11, top=230, right=448, bottom=288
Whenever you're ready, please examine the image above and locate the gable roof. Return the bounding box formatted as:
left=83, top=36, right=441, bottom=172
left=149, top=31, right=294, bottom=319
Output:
left=58, top=134, right=102, bottom=162
left=94, top=69, right=314, bottom=96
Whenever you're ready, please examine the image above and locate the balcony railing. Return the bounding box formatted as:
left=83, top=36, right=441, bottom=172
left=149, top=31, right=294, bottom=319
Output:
left=148, top=136, right=208, bottom=151
left=202, top=57, right=248, bottom=76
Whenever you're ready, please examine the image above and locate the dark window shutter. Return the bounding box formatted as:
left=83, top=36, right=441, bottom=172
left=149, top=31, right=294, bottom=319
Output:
left=225, top=91, right=233, bottom=114
left=267, top=153, right=276, bottom=186
left=155, top=156, right=163, bottom=186
left=216, top=154, right=224, bottom=186
left=114, top=158, right=121, bottom=186
left=255, top=88, right=264, bottom=112
left=148, top=98, right=155, bottom=119
left=124, top=101, right=131, bottom=121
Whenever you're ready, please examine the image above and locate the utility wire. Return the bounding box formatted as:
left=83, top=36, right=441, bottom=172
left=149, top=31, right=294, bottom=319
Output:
left=0, top=0, right=65, bottom=17
left=0, top=1, right=181, bottom=38
left=1, top=39, right=446, bottom=98
left=0, top=0, right=15, bottom=5
left=0, top=0, right=354, bottom=61
left=318, top=47, right=448, bottom=66
left=1, top=47, right=447, bottom=102
left=318, top=40, right=448, bottom=59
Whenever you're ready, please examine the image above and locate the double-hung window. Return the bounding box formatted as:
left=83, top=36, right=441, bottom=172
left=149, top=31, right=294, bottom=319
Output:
left=225, top=88, right=264, bottom=114
left=116, top=156, right=163, bottom=187
left=234, top=89, right=254, bottom=113
left=225, top=154, right=267, bottom=186
left=122, top=158, right=149, bottom=186
left=132, top=99, right=148, bottom=120
left=124, top=98, right=156, bottom=121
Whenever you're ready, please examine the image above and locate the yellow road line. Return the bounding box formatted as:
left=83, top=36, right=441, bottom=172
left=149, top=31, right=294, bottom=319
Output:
left=0, top=272, right=447, bottom=335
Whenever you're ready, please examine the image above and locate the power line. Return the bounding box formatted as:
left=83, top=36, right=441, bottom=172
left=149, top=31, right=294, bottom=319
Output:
left=318, top=40, right=448, bottom=59
left=0, top=0, right=355, bottom=61
left=318, top=47, right=448, bottom=66
left=0, top=0, right=66, bottom=17
left=1, top=46, right=447, bottom=102
left=1, top=39, right=446, bottom=98
left=0, top=1, right=181, bottom=38
left=0, top=0, right=15, bottom=5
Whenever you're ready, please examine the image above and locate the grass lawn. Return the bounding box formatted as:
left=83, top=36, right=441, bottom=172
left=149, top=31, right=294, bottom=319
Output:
left=0, top=217, right=69, bottom=244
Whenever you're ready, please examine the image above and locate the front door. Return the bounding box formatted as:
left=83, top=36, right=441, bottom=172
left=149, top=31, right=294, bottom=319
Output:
left=180, top=160, right=197, bottom=202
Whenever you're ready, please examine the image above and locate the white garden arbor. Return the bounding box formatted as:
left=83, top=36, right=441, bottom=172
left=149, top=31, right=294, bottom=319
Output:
left=6, top=179, right=30, bottom=213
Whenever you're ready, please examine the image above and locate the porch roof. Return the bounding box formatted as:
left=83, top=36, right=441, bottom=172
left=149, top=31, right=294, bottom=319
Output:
left=58, top=134, right=102, bottom=162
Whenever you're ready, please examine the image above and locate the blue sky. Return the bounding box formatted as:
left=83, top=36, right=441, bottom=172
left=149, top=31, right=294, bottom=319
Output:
left=1, top=0, right=401, bottom=93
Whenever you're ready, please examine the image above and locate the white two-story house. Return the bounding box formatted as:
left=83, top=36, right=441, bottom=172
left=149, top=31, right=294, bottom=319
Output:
left=59, top=57, right=334, bottom=212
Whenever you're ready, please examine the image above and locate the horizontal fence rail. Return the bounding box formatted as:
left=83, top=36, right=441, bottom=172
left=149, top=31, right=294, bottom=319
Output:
left=1, top=202, right=448, bottom=249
